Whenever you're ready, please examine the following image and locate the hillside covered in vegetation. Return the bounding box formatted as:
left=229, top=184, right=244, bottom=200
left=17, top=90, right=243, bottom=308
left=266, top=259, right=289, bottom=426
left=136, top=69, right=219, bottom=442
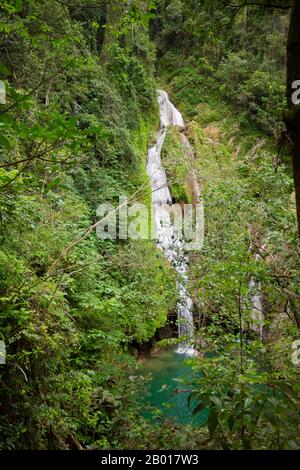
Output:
left=0, top=0, right=300, bottom=451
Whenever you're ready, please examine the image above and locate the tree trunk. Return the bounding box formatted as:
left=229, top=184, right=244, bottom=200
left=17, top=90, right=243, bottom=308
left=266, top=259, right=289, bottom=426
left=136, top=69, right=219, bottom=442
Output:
left=286, top=0, right=300, bottom=236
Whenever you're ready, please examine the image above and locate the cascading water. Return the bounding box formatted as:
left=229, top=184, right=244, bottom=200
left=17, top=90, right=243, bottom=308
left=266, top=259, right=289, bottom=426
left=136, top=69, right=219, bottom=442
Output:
left=147, top=90, right=195, bottom=356
left=249, top=278, right=263, bottom=339
left=249, top=250, right=264, bottom=339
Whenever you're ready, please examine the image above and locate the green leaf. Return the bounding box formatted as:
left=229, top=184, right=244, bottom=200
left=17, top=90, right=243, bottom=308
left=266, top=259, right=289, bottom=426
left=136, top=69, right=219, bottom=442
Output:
left=15, top=0, right=23, bottom=12
left=208, top=408, right=218, bottom=437
left=210, top=395, right=222, bottom=412
left=192, top=401, right=206, bottom=415
left=0, top=134, right=11, bottom=148
left=228, top=414, right=235, bottom=432
left=244, top=397, right=252, bottom=409
left=187, top=391, right=198, bottom=406
left=0, top=62, right=9, bottom=77
left=46, top=177, right=61, bottom=191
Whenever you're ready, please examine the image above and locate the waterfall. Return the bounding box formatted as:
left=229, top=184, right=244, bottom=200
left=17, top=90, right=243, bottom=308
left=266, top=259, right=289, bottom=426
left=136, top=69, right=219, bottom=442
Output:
left=249, top=250, right=264, bottom=339
left=147, top=90, right=195, bottom=356
left=249, top=278, right=263, bottom=339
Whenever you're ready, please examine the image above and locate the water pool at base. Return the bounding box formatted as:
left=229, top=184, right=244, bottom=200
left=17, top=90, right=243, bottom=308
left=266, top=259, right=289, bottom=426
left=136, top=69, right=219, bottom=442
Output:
left=141, top=349, right=208, bottom=426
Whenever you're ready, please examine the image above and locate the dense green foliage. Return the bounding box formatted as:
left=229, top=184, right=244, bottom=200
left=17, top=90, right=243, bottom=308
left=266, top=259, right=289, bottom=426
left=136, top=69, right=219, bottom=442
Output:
left=156, top=0, right=300, bottom=449
left=156, top=0, right=287, bottom=134
left=0, top=0, right=300, bottom=451
left=0, top=0, right=179, bottom=449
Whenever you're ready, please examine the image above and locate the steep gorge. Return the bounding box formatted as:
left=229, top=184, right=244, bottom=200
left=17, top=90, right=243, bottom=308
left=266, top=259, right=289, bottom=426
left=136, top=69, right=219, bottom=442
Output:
left=0, top=0, right=300, bottom=452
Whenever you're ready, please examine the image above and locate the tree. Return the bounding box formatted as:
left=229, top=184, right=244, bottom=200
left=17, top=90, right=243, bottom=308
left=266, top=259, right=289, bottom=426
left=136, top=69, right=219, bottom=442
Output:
left=223, top=0, right=300, bottom=237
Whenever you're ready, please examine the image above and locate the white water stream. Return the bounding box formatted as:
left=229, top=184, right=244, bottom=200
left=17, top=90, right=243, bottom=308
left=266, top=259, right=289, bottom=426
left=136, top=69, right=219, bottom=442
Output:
left=147, top=91, right=264, bottom=358
left=147, top=90, right=195, bottom=355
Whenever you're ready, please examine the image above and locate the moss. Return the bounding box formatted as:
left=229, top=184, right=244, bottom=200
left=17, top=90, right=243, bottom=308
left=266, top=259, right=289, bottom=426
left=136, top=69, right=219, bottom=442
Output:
left=0, top=1, right=177, bottom=450
left=162, top=127, right=193, bottom=204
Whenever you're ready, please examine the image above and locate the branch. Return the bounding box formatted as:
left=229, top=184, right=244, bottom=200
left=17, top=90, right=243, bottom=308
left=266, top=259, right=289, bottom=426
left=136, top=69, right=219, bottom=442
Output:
left=223, top=1, right=292, bottom=9
left=0, top=157, right=35, bottom=168
left=0, top=159, right=33, bottom=190
left=53, top=0, right=119, bottom=9
left=46, top=179, right=173, bottom=277
left=14, top=362, right=28, bottom=382
left=46, top=181, right=148, bottom=276
left=0, top=84, right=41, bottom=115
left=0, top=56, right=77, bottom=115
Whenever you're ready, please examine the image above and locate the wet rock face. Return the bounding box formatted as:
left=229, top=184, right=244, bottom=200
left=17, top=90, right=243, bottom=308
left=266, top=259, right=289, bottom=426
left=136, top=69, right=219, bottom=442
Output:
left=130, top=317, right=177, bottom=358
left=155, top=319, right=178, bottom=341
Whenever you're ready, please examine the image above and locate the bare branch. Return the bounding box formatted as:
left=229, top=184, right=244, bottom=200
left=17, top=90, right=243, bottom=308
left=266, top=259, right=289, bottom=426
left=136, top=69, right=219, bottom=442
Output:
left=223, top=1, right=292, bottom=9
